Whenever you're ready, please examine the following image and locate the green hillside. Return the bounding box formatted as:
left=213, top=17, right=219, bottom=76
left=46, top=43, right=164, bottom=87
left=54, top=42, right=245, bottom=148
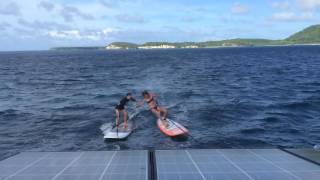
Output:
left=51, top=24, right=320, bottom=50
left=286, top=25, right=320, bottom=43
left=141, top=42, right=198, bottom=48
left=200, top=39, right=281, bottom=47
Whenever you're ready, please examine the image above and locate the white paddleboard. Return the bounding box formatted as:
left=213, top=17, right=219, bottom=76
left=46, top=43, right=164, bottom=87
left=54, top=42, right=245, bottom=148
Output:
left=103, top=121, right=133, bottom=139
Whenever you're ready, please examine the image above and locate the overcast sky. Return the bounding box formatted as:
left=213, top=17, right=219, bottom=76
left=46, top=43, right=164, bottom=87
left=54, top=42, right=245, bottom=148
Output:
left=0, top=0, right=319, bottom=51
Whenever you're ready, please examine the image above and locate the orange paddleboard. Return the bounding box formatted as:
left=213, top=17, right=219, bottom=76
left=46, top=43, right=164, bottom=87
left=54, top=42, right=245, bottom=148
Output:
left=157, top=118, right=188, bottom=137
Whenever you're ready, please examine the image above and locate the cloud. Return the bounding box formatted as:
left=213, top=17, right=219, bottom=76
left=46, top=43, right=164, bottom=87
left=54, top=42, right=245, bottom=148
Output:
left=272, top=0, right=320, bottom=11
left=0, top=22, right=11, bottom=31
left=101, top=27, right=119, bottom=35
left=47, top=28, right=119, bottom=41
left=38, top=1, right=55, bottom=11
left=271, top=1, right=291, bottom=9
left=195, top=7, right=212, bottom=12
left=115, top=14, right=146, bottom=23
left=0, top=2, right=21, bottom=16
left=13, top=27, right=36, bottom=39
left=99, top=0, right=133, bottom=8
left=271, top=11, right=314, bottom=21
left=17, top=19, right=70, bottom=30
left=98, top=26, right=218, bottom=43
left=60, top=6, right=95, bottom=22
left=48, top=30, right=81, bottom=39
left=181, top=17, right=198, bottom=22
left=231, top=3, right=249, bottom=14
left=269, top=0, right=318, bottom=22
left=99, top=0, right=116, bottom=8
left=297, top=0, right=320, bottom=10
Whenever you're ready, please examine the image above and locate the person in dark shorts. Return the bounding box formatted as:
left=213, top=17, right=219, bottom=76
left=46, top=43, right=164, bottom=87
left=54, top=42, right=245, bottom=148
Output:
left=115, top=93, right=136, bottom=130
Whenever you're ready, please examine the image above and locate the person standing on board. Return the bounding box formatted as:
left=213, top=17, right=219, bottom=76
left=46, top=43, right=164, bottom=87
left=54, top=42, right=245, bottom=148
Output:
left=137, top=91, right=169, bottom=127
left=115, top=93, right=136, bottom=130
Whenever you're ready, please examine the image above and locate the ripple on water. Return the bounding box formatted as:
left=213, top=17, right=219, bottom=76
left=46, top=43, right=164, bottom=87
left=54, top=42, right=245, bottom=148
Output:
left=0, top=47, right=320, bottom=160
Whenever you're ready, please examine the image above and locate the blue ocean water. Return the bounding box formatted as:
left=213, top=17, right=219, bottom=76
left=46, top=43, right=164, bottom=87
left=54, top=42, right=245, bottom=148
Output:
left=0, top=46, right=320, bottom=160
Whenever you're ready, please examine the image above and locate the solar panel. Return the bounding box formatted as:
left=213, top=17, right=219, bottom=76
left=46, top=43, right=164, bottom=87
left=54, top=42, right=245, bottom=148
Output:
left=285, top=149, right=320, bottom=164
left=0, top=151, right=147, bottom=180
left=155, top=149, right=320, bottom=180
left=1, top=149, right=319, bottom=180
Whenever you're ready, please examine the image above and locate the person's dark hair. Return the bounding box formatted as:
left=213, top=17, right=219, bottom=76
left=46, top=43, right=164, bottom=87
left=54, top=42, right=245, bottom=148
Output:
left=142, top=90, right=149, bottom=96
left=126, top=92, right=132, bottom=96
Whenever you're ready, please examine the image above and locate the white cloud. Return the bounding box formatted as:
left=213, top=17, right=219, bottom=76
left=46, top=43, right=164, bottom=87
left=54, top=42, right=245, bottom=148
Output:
left=60, top=5, right=95, bottom=22
left=47, top=28, right=119, bottom=41
left=271, top=11, right=314, bottom=21
left=0, top=2, right=21, bottom=16
left=102, top=27, right=119, bottom=35
left=99, top=0, right=134, bottom=8
left=272, top=12, right=295, bottom=20
left=297, top=0, right=320, bottom=10
left=99, top=0, right=116, bottom=8
left=38, top=1, right=55, bottom=11
left=0, top=22, right=11, bottom=31
left=272, top=1, right=291, bottom=9
left=115, top=14, right=146, bottom=23
left=269, top=0, right=318, bottom=22
left=17, top=18, right=70, bottom=30
left=231, top=3, right=249, bottom=14
left=49, top=30, right=92, bottom=40
left=181, top=16, right=198, bottom=22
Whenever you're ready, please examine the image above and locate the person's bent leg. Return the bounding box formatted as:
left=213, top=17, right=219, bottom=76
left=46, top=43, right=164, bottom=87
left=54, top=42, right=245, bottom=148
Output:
left=115, top=109, right=120, bottom=126
left=159, top=107, right=168, bottom=120
left=158, top=107, right=168, bottom=127
left=151, top=109, right=161, bottom=120
left=123, top=110, right=128, bottom=130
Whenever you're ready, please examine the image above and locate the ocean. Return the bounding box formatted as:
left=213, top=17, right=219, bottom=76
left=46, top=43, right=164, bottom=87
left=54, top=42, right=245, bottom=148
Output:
left=0, top=46, right=319, bottom=160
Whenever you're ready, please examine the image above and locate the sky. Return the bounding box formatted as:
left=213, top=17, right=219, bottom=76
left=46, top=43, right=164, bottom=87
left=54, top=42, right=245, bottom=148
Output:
left=0, top=0, right=319, bottom=51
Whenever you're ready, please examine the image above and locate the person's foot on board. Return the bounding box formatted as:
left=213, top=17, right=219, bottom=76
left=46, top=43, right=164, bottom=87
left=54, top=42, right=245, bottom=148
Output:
left=123, top=123, right=128, bottom=131
left=162, top=117, right=169, bottom=128
left=114, top=92, right=136, bottom=131
left=137, top=90, right=169, bottom=127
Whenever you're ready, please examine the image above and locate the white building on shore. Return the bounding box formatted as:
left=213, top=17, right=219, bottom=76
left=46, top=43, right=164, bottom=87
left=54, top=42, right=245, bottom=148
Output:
left=106, top=45, right=123, bottom=49
left=138, top=44, right=176, bottom=49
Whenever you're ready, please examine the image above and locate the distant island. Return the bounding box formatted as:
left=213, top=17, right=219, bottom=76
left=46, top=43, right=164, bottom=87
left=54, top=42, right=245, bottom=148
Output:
left=50, top=46, right=106, bottom=51
left=51, top=24, right=320, bottom=50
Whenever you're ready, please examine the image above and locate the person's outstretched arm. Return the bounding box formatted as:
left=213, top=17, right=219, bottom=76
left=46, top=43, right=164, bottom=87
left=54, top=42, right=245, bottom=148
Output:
left=151, top=92, right=158, bottom=99
left=136, top=100, right=145, bottom=108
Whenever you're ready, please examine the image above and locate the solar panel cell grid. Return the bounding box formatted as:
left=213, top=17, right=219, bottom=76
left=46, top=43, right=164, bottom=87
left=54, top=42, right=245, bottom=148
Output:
left=7, top=175, right=55, bottom=180
left=156, top=149, right=320, bottom=180
left=98, top=151, right=147, bottom=180
left=157, top=173, right=204, bottom=180
left=55, top=175, right=100, bottom=180
left=0, top=149, right=319, bottom=180
left=0, top=151, right=147, bottom=180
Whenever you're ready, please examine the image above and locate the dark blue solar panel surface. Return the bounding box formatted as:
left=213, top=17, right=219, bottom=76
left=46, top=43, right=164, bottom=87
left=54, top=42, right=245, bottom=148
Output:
left=0, top=151, right=147, bottom=180
left=0, top=149, right=319, bottom=180
left=156, top=149, right=320, bottom=180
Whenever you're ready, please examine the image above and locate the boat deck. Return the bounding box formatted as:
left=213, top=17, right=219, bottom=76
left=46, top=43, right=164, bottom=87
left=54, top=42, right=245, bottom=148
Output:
left=0, top=149, right=319, bottom=180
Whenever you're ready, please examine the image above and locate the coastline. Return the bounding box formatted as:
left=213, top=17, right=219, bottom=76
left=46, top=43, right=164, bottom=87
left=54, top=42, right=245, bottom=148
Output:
left=50, top=43, right=320, bottom=51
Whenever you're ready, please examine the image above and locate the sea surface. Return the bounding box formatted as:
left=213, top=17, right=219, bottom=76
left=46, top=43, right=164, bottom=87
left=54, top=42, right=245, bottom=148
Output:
left=0, top=46, right=320, bottom=160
